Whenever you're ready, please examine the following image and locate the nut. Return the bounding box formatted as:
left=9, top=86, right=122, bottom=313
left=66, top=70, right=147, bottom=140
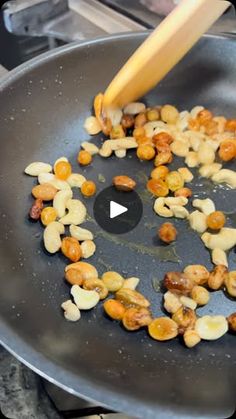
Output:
left=183, top=265, right=209, bottom=285
left=102, top=271, right=124, bottom=292
left=197, top=143, right=215, bottom=165
left=227, top=313, right=236, bottom=332
left=43, top=221, right=65, bottom=253
left=103, top=299, right=126, bottom=320
left=71, top=284, right=99, bottom=310
left=32, top=183, right=57, bottom=201
left=163, top=291, right=182, bottom=314
left=190, top=105, right=204, bottom=118
left=122, top=277, right=140, bottom=290
left=174, top=188, right=192, bottom=198
left=61, top=237, right=82, bottom=262
left=191, top=286, right=210, bottom=306
left=164, top=272, right=195, bottom=294
left=69, top=224, right=93, bottom=241
left=164, top=197, right=188, bottom=207
left=123, top=102, right=146, bottom=115
left=115, top=149, right=126, bottom=158
left=65, top=268, right=83, bottom=286
left=195, top=315, right=228, bottom=340
left=161, top=104, right=179, bottom=124
left=225, top=271, right=236, bottom=297
left=106, top=107, right=123, bottom=126
left=192, top=198, right=215, bottom=215
left=148, top=317, right=178, bottom=341
left=169, top=205, right=189, bottom=219
left=84, top=115, right=101, bottom=135
left=179, top=296, right=197, bottom=311
left=29, top=198, right=43, bottom=220
left=81, top=141, right=99, bottom=156
left=172, top=307, right=197, bottom=334
left=113, top=175, right=136, bottom=191
left=211, top=248, right=228, bottom=268
left=61, top=300, right=81, bottom=322
left=83, top=278, right=108, bottom=300
left=53, top=189, right=73, bottom=218
left=185, top=151, right=199, bottom=168
left=122, top=307, right=152, bottom=331
left=81, top=240, right=96, bottom=259
left=183, top=330, right=201, bottom=348
left=171, top=140, right=189, bottom=157
left=116, top=288, right=150, bottom=308
left=65, top=261, right=98, bottom=281
left=212, top=169, right=236, bottom=188
left=201, top=228, right=236, bottom=251
left=199, top=163, right=222, bottom=178
left=38, top=172, right=55, bottom=184
left=59, top=199, right=87, bottom=225
left=67, top=173, right=86, bottom=188
left=25, top=162, right=52, bottom=176
left=154, top=198, right=173, bottom=218
left=188, top=211, right=207, bottom=233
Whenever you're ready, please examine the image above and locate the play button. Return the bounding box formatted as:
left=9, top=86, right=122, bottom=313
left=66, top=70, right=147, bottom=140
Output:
left=110, top=201, right=128, bottom=219
left=93, top=186, right=143, bottom=234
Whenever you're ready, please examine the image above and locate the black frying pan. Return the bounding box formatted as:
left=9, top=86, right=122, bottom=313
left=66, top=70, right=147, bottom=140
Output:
left=0, top=32, right=236, bottom=418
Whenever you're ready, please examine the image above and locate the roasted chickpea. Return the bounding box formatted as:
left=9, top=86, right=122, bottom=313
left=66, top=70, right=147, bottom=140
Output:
left=188, top=118, right=200, bottom=131
left=225, top=119, right=236, bottom=132
left=77, top=150, right=92, bottom=166
left=65, top=268, right=83, bottom=286
left=166, top=171, right=184, bottom=192
left=152, top=132, right=173, bottom=146
left=154, top=150, right=173, bottom=166
left=41, top=207, right=57, bottom=226
left=54, top=161, right=72, bottom=180
left=83, top=278, right=108, bottom=300
left=218, top=139, right=236, bottom=162
left=61, top=237, right=82, bottom=262
left=158, top=222, right=177, bottom=243
left=81, top=180, right=96, bottom=197
left=191, top=285, right=210, bottom=306
left=134, top=112, right=147, bottom=127
left=197, top=109, right=213, bottom=125
left=146, top=108, right=159, bottom=121
left=148, top=317, right=178, bottom=341
left=164, top=272, right=195, bottom=294
left=122, top=307, right=152, bottom=331
left=110, top=124, right=126, bottom=139
left=161, top=105, right=179, bottom=124
left=225, top=271, right=236, bottom=297
left=184, top=265, right=209, bottom=286
left=208, top=265, right=228, bottom=290
left=121, top=114, right=135, bottom=129
left=206, top=211, right=226, bottom=230
left=104, top=299, right=126, bottom=320
left=146, top=178, right=169, bottom=197
left=174, top=187, right=192, bottom=198
left=151, top=165, right=169, bottom=180
left=137, top=144, right=155, bottom=161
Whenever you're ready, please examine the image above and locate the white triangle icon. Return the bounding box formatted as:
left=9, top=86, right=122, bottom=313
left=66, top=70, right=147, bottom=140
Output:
left=110, top=201, right=128, bottom=219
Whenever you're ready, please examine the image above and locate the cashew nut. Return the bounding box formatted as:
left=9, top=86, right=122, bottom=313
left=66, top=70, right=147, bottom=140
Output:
left=69, top=224, right=93, bottom=241
left=43, top=221, right=65, bottom=253
left=59, top=199, right=86, bottom=225
left=212, top=169, right=236, bottom=189
left=195, top=315, right=228, bottom=340
left=199, top=163, right=222, bottom=178
left=189, top=210, right=207, bottom=233
left=122, top=277, right=140, bottom=290
left=177, top=110, right=190, bottom=131
left=53, top=189, right=73, bottom=218
left=165, top=197, right=188, bottom=207
left=61, top=300, right=81, bottom=322
left=53, top=157, right=68, bottom=172
left=81, top=141, right=99, bottom=155
left=144, top=121, right=166, bottom=138
left=197, top=143, right=215, bottom=165
left=189, top=136, right=201, bottom=152
left=67, top=173, right=86, bottom=188
left=211, top=248, right=228, bottom=268
left=201, top=228, right=236, bottom=251
left=65, top=261, right=98, bottom=280
left=177, top=167, right=194, bottom=183
left=185, top=151, right=199, bottom=168
left=205, top=139, right=220, bottom=152
left=99, top=142, right=113, bottom=157
left=106, top=107, right=122, bottom=126
left=115, top=149, right=127, bottom=158
left=169, top=205, right=189, bottom=219
left=81, top=240, right=96, bottom=259
left=71, top=285, right=100, bottom=310
left=171, top=140, right=189, bottom=157
left=190, top=105, right=204, bottom=118
left=84, top=116, right=101, bottom=135
left=123, top=102, right=146, bottom=115
left=25, top=162, right=52, bottom=176
left=154, top=198, right=173, bottom=218
left=163, top=291, right=182, bottom=314
left=192, top=198, right=215, bottom=215
left=38, top=172, right=71, bottom=190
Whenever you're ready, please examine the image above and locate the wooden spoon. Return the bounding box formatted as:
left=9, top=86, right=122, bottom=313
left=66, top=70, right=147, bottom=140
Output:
left=103, top=0, right=230, bottom=109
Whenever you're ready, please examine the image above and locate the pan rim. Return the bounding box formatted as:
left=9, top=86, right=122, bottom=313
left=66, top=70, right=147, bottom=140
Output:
left=0, top=31, right=236, bottom=418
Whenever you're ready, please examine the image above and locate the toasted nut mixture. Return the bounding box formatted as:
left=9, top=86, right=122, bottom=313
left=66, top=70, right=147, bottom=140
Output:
left=179, top=296, right=197, bottom=311
left=54, top=161, right=72, bottom=180
left=147, top=178, right=169, bottom=197
left=81, top=240, right=96, bottom=259
left=81, top=181, right=96, bottom=197
left=32, top=183, right=57, bottom=201
left=148, top=317, right=178, bottom=341
left=183, top=330, right=201, bottom=348
left=77, top=150, right=92, bottom=166
left=191, top=286, right=210, bottom=306
left=29, top=198, right=43, bottom=220
left=25, top=162, right=52, bottom=176
left=116, top=288, right=150, bottom=308
left=174, top=187, right=192, bottom=198
left=40, top=207, right=57, bottom=226
left=65, top=268, right=83, bottom=286
left=61, top=237, right=82, bottom=262
left=163, top=291, right=182, bottom=314
left=102, top=271, right=124, bottom=292
left=151, top=165, right=169, bottom=180
left=172, top=307, right=197, bottom=334
left=225, top=271, right=236, bottom=297
left=122, top=277, right=140, bottom=290
left=65, top=261, right=98, bottom=281
left=206, top=211, right=225, bottom=230
left=43, top=221, right=65, bottom=253
left=113, top=175, right=136, bottom=191
left=164, top=272, right=195, bottom=294
left=227, top=313, right=236, bottom=332
left=84, top=115, right=101, bottom=135
left=61, top=300, right=81, bottom=322
left=69, top=224, right=93, bottom=241
left=83, top=278, right=108, bottom=300
left=122, top=307, right=152, bottom=331
left=71, top=284, right=100, bottom=310
left=158, top=222, right=177, bottom=244
left=183, top=265, right=209, bottom=285
left=103, top=299, right=126, bottom=320
left=195, top=315, right=228, bottom=340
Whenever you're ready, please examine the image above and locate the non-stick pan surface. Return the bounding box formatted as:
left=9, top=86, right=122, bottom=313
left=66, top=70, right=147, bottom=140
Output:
left=0, top=33, right=236, bottom=418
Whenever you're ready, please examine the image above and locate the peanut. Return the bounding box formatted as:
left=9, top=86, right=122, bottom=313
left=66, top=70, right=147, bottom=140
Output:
left=116, top=288, right=150, bottom=308
left=103, top=299, right=126, bottom=320
left=83, top=278, right=108, bottom=300
left=225, top=271, right=236, bottom=297
left=184, top=265, right=209, bottom=286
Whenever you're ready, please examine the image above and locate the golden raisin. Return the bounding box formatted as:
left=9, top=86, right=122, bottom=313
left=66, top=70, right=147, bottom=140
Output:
left=174, top=187, right=192, bottom=198
left=148, top=317, right=178, bottom=341
left=54, top=161, right=72, bottom=180
left=134, top=112, right=147, bottom=127
left=41, top=207, right=57, bottom=226
left=158, top=222, right=177, bottom=244
left=146, top=178, right=169, bottom=197
left=154, top=150, right=173, bottom=166
left=137, top=144, right=155, bottom=161
left=206, top=211, right=226, bottom=230
left=122, top=307, right=152, bottom=331
left=166, top=171, right=184, bottom=192
left=77, top=150, right=92, bottom=166
left=65, top=268, right=83, bottom=286
left=225, top=119, right=236, bottom=132
left=218, top=139, right=236, bottom=162
left=151, top=165, right=169, bottom=180
left=146, top=108, right=159, bottom=121
left=110, top=124, right=126, bottom=139
left=164, top=272, right=195, bottom=294
left=61, top=237, right=82, bottom=262
left=81, top=180, right=96, bottom=197
left=103, top=299, right=126, bottom=320
left=121, top=114, right=135, bottom=129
